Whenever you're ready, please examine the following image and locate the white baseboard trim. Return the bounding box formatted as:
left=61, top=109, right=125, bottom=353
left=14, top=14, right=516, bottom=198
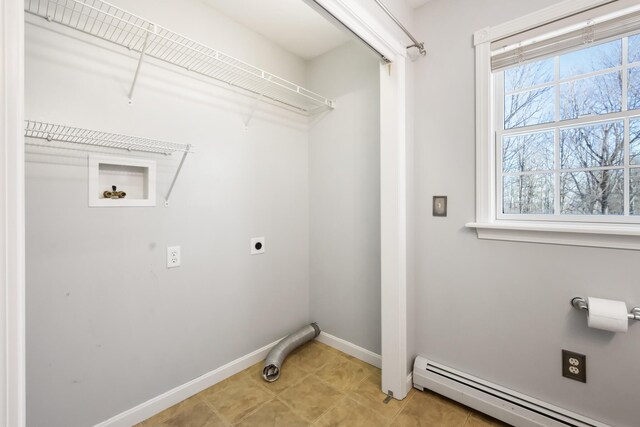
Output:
left=93, top=338, right=282, bottom=427
left=405, top=373, right=413, bottom=397
left=95, top=332, right=384, bottom=426
left=316, top=331, right=381, bottom=368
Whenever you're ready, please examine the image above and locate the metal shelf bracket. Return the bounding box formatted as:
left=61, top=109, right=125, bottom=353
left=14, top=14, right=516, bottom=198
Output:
left=164, top=144, right=191, bottom=207
left=128, top=23, right=154, bottom=104
left=244, top=75, right=273, bottom=128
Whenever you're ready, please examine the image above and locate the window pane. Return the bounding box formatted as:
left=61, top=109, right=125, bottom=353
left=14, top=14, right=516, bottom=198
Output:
left=631, top=168, right=640, bottom=215
left=630, top=34, right=640, bottom=64
left=505, top=87, right=554, bottom=129
left=629, top=67, right=640, bottom=110
left=560, top=72, right=622, bottom=120
left=631, top=118, right=640, bottom=165
left=504, top=59, right=554, bottom=92
left=502, top=132, right=554, bottom=172
left=503, top=174, right=553, bottom=214
left=560, top=40, right=621, bottom=79
left=560, top=121, right=624, bottom=169
left=560, top=169, right=623, bottom=215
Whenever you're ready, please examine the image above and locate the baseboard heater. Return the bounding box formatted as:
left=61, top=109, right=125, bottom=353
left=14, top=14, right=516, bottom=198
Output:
left=412, top=357, right=609, bottom=427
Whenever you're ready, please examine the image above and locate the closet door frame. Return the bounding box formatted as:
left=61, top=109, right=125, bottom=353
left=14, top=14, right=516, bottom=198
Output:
left=310, top=0, right=411, bottom=400
left=2, top=3, right=412, bottom=423
left=1, top=0, right=26, bottom=426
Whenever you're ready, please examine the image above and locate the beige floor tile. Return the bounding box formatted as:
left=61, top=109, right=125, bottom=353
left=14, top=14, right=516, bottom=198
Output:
left=400, top=386, right=417, bottom=405
left=286, top=341, right=341, bottom=373
left=465, top=411, right=510, bottom=426
left=314, top=357, right=371, bottom=392
left=391, top=390, right=470, bottom=427
left=197, top=371, right=250, bottom=402
left=136, top=346, right=507, bottom=427
left=236, top=399, right=310, bottom=427
left=201, top=374, right=274, bottom=424
left=313, top=397, right=388, bottom=427
left=278, top=375, right=344, bottom=422
left=245, top=360, right=310, bottom=394
left=312, top=342, right=347, bottom=358
left=152, top=401, right=227, bottom=427
left=338, top=353, right=381, bottom=377
left=136, top=394, right=204, bottom=426
left=350, top=372, right=404, bottom=419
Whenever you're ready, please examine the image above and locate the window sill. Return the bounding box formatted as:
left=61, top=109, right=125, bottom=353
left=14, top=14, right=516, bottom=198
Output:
left=465, top=221, right=640, bottom=250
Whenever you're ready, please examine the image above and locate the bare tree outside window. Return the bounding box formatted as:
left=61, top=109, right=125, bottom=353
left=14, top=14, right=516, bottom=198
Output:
left=500, top=35, right=640, bottom=217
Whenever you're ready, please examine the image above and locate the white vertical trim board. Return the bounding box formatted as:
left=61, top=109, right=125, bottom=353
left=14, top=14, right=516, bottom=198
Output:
left=316, top=332, right=382, bottom=368
left=474, top=41, right=494, bottom=224
left=93, top=338, right=283, bottom=427
left=380, top=57, right=409, bottom=400
left=312, top=0, right=411, bottom=402
left=1, top=0, right=26, bottom=426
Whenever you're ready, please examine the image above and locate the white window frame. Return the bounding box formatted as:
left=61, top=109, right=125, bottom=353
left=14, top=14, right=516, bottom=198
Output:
left=496, top=36, right=640, bottom=223
left=467, top=0, right=640, bottom=250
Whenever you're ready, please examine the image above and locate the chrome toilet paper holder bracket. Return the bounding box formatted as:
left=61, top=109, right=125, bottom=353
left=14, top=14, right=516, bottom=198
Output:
left=571, top=297, right=640, bottom=321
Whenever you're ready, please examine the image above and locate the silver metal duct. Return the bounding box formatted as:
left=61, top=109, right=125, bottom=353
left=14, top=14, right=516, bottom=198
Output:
left=262, top=323, right=321, bottom=382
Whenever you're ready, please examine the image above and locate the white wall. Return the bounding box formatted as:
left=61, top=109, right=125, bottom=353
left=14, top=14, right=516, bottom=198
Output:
left=25, top=1, right=310, bottom=426
left=307, top=42, right=382, bottom=354
left=413, top=1, right=640, bottom=426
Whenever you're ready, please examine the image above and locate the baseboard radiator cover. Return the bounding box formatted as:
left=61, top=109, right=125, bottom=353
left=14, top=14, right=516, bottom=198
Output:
left=412, top=357, right=609, bottom=427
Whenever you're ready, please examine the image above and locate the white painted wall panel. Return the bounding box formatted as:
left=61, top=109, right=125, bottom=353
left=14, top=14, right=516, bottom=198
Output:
left=413, top=1, right=640, bottom=426
left=25, top=1, right=309, bottom=425
left=307, top=42, right=382, bottom=354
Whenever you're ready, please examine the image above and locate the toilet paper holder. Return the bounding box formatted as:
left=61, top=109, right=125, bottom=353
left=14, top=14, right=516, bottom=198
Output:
left=571, top=297, right=640, bottom=321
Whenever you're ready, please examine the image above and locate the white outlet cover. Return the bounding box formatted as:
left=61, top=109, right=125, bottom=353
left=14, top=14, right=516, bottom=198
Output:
left=251, top=237, right=265, bottom=255
left=167, top=246, right=181, bottom=268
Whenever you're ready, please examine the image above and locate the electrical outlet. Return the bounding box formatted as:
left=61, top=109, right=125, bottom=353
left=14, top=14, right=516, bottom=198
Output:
left=562, top=350, right=586, bottom=383
left=251, top=237, right=265, bottom=255
left=167, top=246, right=181, bottom=268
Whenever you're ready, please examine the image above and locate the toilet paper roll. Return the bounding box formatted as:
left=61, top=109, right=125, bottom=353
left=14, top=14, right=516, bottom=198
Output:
left=587, top=297, right=628, bottom=333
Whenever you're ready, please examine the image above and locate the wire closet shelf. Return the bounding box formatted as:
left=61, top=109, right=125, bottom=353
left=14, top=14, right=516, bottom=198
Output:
left=25, top=0, right=335, bottom=114
left=24, top=120, right=192, bottom=155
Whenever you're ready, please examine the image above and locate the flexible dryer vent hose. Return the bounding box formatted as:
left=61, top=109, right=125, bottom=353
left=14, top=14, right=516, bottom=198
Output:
left=263, top=322, right=321, bottom=382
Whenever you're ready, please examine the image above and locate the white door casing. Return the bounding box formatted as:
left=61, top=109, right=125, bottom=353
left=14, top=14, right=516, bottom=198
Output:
left=309, top=0, right=411, bottom=399
left=1, top=0, right=26, bottom=426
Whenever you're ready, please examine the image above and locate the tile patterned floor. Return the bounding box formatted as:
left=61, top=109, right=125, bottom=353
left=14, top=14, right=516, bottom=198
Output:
left=137, top=341, right=509, bottom=427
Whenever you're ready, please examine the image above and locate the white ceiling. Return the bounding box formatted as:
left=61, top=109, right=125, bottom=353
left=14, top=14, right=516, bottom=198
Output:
left=203, top=0, right=350, bottom=60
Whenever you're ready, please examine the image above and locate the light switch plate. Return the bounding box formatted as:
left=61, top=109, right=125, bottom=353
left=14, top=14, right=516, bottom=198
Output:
left=433, top=196, right=447, bottom=217
left=167, top=246, right=181, bottom=268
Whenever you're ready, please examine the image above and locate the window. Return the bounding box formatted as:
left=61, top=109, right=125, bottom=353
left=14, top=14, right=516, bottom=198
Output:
left=496, top=35, right=640, bottom=222
left=470, top=1, right=640, bottom=249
